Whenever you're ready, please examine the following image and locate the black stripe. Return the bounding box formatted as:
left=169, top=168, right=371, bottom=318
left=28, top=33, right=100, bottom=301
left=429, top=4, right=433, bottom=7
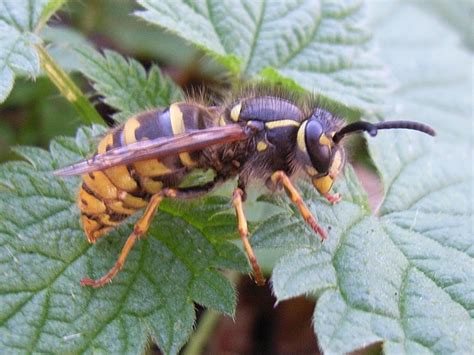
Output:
left=135, top=110, right=164, bottom=141
left=156, top=108, right=174, bottom=137
left=112, top=127, right=124, bottom=148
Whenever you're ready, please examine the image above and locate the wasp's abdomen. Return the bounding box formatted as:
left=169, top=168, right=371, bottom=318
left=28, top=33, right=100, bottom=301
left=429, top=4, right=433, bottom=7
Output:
left=78, top=103, right=214, bottom=242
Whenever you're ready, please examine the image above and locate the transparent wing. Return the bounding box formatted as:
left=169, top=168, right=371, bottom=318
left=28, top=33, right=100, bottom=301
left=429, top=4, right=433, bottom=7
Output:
left=54, top=124, right=249, bottom=176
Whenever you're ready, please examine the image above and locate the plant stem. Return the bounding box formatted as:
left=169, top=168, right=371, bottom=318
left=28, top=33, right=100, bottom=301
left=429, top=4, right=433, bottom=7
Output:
left=36, top=44, right=105, bottom=126
left=183, top=271, right=241, bottom=355
left=183, top=310, right=221, bottom=355
left=35, top=0, right=67, bottom=34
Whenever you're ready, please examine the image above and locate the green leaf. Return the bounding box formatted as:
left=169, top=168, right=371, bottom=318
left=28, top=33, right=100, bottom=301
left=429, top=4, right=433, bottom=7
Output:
left=0, top=0, right=65, bottom=103
left=413, top=0, right=474, bottom=51
left=254, top=3, right=473, bottom=354
left=0, top=126, right=247, bottom=354
left=74, top=46, right=183, bottom=121
left=135, top=0, right=390, bottom=112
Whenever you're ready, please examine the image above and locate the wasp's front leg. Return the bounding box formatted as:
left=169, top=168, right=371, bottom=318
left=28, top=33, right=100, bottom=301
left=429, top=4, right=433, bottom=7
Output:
left=271, top=171, right=327, bottom=240
left=323, top=192, right=342, bottom=204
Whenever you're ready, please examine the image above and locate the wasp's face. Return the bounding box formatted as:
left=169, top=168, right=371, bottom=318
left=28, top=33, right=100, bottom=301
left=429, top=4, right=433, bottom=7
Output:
left=297, top=109, right=346, bottom=196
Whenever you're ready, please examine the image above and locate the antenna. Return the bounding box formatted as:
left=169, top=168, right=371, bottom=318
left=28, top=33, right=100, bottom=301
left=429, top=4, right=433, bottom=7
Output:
left=333, top=120, right=436, bottom=144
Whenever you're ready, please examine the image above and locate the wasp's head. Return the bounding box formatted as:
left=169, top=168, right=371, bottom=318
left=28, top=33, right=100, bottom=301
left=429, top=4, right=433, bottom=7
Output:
left=296, top=108, right=345, bottom=195
left=297, top=108, right=436, bottom=196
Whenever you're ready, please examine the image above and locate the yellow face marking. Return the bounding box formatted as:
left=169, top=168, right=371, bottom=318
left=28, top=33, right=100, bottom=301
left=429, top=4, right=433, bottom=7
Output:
left=329, top=150, right=343, bottom=177
left=123, top=117, right=141, bottom=144
left=305, top=166, right=318, bottom=176
left=230, top=103, right=242, bottom=122
left=297, top=121, right=308, bottom=153
left=312, top=175, right=334, bottom=195
left=257, top=141, right=268, bottom=151
left=319, top=134, right=332, bottom=146
left=134, top=159, right=172, bottom=177
left=265, top=120, right=300, bottom=129
left=98, top=134, right=113, bottom=154
left=170, top=103, right=198, bottom=167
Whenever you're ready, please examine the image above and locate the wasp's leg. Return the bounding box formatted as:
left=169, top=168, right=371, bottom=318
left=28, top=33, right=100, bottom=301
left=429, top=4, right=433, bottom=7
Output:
left=81, top=190, right=175, bottom=288
left=80, top=180, right=223, bottom=288
left=233, top=188, right=265, bottom=286
left=323, top=192, right=342, bottom=205
left=271, top=171, right=327, bottom=240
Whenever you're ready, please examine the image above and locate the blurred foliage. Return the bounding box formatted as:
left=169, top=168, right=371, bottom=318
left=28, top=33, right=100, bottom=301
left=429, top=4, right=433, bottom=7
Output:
left=0, top=77, right=80, bottom=161
left=0, top=0, right=231, bottom=163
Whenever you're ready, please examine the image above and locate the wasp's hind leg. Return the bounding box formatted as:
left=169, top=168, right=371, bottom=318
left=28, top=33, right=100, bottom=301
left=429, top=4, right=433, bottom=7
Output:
left=233, top=187, right=265, bottom=286
left=270, top=171, right=327, bottom=240
left=80, top=190, right=172, bottom=288
left=80, top=180, right=221, bottom=288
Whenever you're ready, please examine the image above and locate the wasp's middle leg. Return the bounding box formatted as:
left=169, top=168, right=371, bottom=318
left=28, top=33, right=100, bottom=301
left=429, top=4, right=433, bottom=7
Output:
left=233, top=187, right=265, bottom=286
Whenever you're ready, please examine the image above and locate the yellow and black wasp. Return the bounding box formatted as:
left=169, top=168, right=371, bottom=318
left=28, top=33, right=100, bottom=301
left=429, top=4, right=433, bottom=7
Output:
left=55, top=86, right=435, bottom=287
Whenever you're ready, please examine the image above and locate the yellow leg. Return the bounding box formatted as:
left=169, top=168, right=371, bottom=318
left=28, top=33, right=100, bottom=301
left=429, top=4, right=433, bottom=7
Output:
left=271, top=171, right=327, bottom=240
left=233, top=188, right=265, bottom=286
left=81, top=190, right=176, bottom=288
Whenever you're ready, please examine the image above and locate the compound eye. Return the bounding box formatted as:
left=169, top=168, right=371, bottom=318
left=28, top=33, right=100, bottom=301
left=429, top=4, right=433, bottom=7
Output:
left=305, top=120, right=331, bottom=173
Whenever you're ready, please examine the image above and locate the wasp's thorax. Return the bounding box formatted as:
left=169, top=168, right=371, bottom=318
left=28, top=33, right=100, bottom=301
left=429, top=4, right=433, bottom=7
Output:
left=296, top=108, right=346, bottom=195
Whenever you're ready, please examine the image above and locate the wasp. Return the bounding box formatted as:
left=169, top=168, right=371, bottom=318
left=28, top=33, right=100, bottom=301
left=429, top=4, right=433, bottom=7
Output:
left=55, top=87, right=435, bottom=288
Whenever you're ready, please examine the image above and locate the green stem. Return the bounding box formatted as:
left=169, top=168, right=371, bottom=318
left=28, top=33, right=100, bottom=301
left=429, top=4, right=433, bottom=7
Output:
left=35, top=0, right=68, bottom=34
left=183, top=310, right=221, bottom=355
left=183, top=271, right=241, bottom=355
left=36, top=44, right=105, bottom=126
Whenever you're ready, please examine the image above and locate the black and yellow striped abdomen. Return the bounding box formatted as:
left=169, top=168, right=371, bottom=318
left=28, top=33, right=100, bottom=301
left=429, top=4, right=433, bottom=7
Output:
left=78, top=103, right=215, bottom=242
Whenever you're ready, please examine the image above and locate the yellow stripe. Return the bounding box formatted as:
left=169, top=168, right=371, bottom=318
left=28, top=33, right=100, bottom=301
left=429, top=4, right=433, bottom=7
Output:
left=170, top=104, right=186, bottom=135
left=257, top=141, right=268, bottom=151
left=265, top=120, right=300, bottom=129
left=329, top=150, right=343, bottom=176
left=230, top=103, right=242, bottom=122
left=170, top=103, right=197, bottom=167
left=121, top=193, right=148, bottom=209
left=297, top=121, right=308, bottom=153
left=108, top=201, right=136, bottom=215
left=104, top=166, right=138, bottom=192
left=179, top=153, right=198, bottom=167
left=140, top=177, right=163, bottom=194
left=123, top=117, right=140, bottom=144
left=78, top=189, right=106, bottom=214
left=98, top=133, right=113, bottom=154
left=218, top=114, right=227, bottom=126
left=97, top=214, right=122, bottom=227
left=83, top=171, right=118, bottom=200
